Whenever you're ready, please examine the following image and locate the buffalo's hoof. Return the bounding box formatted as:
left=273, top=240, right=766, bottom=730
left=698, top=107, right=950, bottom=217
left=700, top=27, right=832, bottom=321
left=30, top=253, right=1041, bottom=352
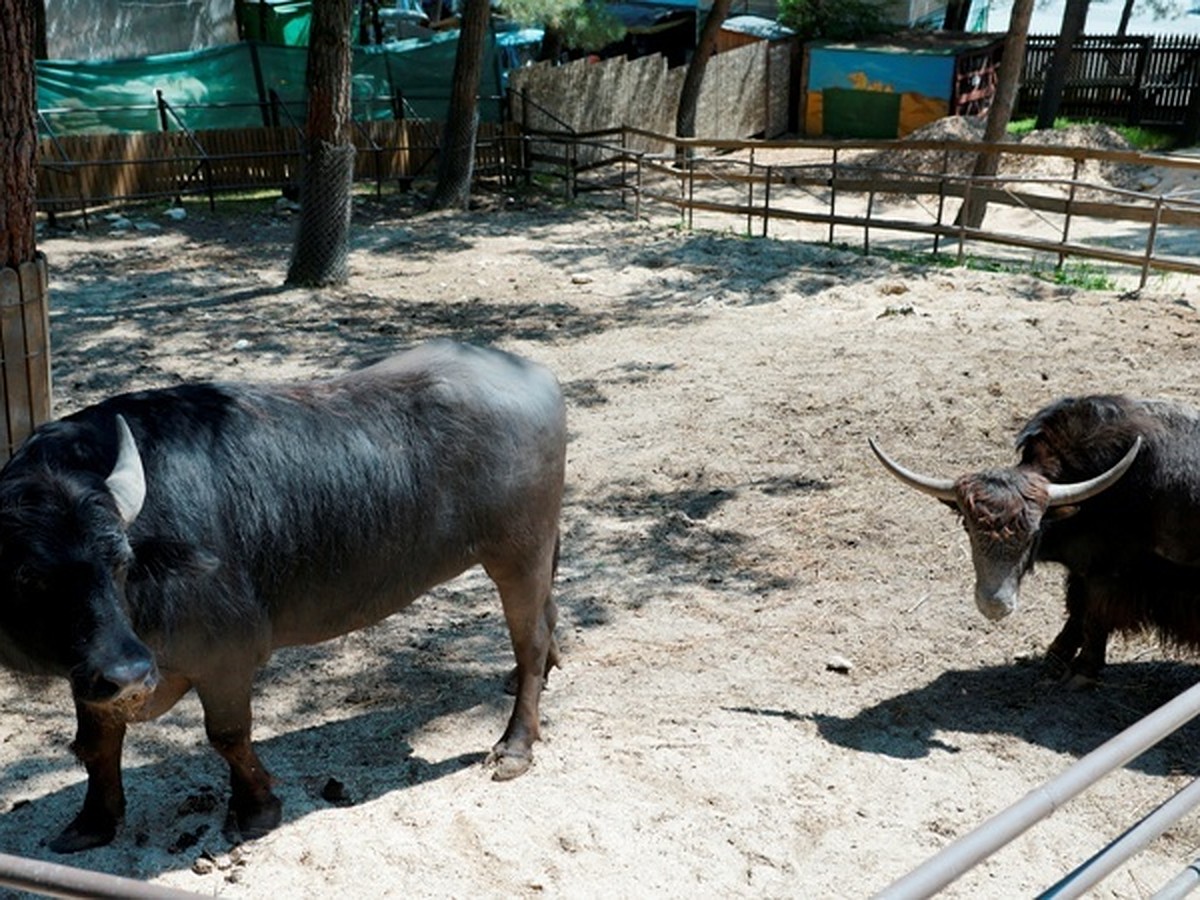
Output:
left=224, top=794, right=283, bottom=843
left=1041, top=652, right=1073, bottom=683
left=485, top=747, right=532, bottom=782
left=48, top=816, right=118, bottom=854
left=1062, top=671, right=1099, bottom=692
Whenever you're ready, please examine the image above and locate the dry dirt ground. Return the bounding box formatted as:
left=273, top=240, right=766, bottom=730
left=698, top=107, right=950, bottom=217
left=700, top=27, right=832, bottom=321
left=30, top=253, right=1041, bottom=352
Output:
left=3, top=157, right=1200, bottom=899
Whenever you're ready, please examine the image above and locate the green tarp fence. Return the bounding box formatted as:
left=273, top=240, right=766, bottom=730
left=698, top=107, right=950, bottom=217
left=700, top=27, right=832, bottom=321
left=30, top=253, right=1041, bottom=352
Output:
left=36, top=34, right=501, bottom=136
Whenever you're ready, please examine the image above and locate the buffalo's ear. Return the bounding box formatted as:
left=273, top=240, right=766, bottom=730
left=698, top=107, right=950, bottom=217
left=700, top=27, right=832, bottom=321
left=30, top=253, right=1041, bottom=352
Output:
left=130, top=539, right=220, bottom=583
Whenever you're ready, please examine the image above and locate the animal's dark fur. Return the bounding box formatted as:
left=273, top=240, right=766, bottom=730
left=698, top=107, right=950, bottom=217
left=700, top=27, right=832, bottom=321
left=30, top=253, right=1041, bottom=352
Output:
left=1018, top=395, right=1200, bottom=676
left=0, top=340, right=567, bottom=851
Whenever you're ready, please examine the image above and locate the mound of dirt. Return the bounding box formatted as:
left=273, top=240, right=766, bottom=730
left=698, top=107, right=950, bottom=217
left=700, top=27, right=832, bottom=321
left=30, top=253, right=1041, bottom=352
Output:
left=850, top=117, right=1154, bottom=195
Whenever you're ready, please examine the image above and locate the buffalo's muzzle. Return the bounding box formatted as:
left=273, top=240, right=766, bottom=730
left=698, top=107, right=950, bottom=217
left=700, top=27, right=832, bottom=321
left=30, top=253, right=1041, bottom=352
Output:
left=74, top=654, right=159, bottom=705
left=975, top=588, right=1017, bottom=621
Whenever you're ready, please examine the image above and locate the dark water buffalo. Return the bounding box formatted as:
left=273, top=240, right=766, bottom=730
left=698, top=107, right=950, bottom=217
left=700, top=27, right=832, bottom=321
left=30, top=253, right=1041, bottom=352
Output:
left=871, top=394, right=1200, bottom=685
left=0, top=340, right=566, bottom=852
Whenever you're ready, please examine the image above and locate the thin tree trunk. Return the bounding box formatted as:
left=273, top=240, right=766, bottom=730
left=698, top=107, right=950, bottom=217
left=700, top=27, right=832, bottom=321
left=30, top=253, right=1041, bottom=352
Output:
left=286, top=0, right=356, bottom=287
left=1, top=0, right=52, bottom=456
left=1116, top=0, right=1134, bottom=36
left=1035, top=0, right=1090, bottom=129
left=33, top=0, right=47, bottom=60
left=428, top=0, right=490, bottom=210
left=958, top=0, right=1034, bottom=229
left=2, top=0, right=37, bottom=268
left=675, top=0, right=733, bottom=165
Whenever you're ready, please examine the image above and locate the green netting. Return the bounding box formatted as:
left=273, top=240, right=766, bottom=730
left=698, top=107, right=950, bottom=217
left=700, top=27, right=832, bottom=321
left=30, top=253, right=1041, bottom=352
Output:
left=239, top=1, right=314, bottom=47
left=36, top=34, right=500, bottom=136
left=37, top=44, right=265, bottom=134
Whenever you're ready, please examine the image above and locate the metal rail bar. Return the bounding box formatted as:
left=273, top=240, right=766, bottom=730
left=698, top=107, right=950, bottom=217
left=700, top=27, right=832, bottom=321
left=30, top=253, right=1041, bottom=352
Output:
left=1039, top=777, right=1200, bottom=899
left=874, top=680, right=1200, bottom=900
left=0, top=851, right=201, bottom=900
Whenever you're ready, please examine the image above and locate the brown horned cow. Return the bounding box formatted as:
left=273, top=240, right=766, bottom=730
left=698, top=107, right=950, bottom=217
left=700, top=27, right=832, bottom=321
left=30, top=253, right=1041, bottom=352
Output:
left=872, top=394, right=1200, bottom=685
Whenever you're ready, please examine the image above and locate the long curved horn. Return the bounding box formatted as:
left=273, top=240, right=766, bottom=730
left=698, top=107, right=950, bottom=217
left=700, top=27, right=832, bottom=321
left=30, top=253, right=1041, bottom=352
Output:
left=105, top=415, right=146, bottom=524
left=1046, top=436, right=1142, bottom=507
left=869, top=437, right=958, bottom=502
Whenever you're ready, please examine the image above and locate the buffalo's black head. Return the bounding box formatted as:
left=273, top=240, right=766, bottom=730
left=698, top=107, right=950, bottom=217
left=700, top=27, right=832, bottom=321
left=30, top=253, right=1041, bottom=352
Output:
left=0, top=416, right=157, bottom=704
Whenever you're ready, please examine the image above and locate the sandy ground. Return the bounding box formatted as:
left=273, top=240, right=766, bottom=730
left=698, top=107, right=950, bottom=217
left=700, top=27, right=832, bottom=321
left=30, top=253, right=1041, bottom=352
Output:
left=2, top=164, right=1200, bottom=899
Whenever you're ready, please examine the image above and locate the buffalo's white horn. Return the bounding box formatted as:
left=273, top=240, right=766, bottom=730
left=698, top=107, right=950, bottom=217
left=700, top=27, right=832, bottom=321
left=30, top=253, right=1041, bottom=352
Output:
left=869, top=437, right=958, bottom=502
left=106, top=415, right=146, bottom=524
left=1046, top=436, right=1142, bottom=507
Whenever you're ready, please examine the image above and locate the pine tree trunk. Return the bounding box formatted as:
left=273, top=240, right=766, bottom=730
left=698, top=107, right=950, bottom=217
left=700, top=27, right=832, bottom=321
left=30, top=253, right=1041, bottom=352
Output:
left=428, top=0, right=489, bottom=211
left=958, top=0, right=1034, bottom=229
left=1, top=0, right=52, bottom=458
left=1035, top=0, right=1090, bottom=130
left=1116, top=0, right=1133, bottom=36
left=674, top=0, right=732, bottom=166
left=2, top=0, right=37, bottom=269
left=286, top=0, right=357, bottom=288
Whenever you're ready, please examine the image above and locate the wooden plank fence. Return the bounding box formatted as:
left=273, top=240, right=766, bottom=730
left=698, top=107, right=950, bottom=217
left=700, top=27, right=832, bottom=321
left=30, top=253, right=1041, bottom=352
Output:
left=1019, top=34, right=1200, bottom=127
left=0, top=256, right=51, bottom=461
left=36, top=120, right=517, bottom=216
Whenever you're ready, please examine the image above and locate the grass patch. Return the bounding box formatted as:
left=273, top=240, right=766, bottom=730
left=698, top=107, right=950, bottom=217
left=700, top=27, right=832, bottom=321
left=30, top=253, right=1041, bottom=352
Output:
left=1006, top=117, right=1175, bottom=152
left=1041, top=261, right=1117, bottom=291
left=876, top=246, right=1118, bottom=291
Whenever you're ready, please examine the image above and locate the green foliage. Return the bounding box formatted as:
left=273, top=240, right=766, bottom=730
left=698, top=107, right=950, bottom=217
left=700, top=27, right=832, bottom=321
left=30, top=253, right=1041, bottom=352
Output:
left=777, top=0, right=900, bottom=41
left=877, top=248, right=1118, bottom=292
left=1006, top=117, right=1175, bottom=151
left=1044, top=261, right=1116, bottom=291
left=500, top=0, right=624, bottom=51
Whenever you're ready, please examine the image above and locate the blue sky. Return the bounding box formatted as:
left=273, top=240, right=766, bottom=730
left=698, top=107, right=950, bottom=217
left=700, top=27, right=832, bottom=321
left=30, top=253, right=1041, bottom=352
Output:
left=981, top=0, right=1200, bottom=35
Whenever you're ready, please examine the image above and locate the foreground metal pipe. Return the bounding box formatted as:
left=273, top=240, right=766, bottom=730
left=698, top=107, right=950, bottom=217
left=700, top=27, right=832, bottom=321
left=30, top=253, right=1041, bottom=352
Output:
left=1039, top=776, right=1200, bottom=899
left=874, top=679, right=1200, bottom=900
left=0, top=851, right=201, bottom=900
left=1153, top=858, right=1200, bottom=900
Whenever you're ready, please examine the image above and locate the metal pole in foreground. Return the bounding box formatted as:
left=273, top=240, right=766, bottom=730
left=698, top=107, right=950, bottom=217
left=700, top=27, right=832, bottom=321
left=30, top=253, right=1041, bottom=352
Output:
left=1153, top=858, right=1200, bottom=900
left=0, top=851, right=202, bottom=900
left=874, top=680, right=1200, bottom=900
left=1040, top=776, right=1200, bottom=899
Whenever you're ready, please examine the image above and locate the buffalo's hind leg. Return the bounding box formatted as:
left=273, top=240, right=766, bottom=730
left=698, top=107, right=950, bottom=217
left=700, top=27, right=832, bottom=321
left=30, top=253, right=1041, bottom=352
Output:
left=196, top=670, right=281, bottom=841
left=50, top=702, right=128, bottom=852
left=484, top=539, right=559, bottom=782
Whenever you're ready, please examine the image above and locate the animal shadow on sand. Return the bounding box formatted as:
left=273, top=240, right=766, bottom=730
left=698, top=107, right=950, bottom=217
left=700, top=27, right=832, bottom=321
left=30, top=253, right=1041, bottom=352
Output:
left=742, top=659, right=1200, bottom=778
left=0, top=631, right=537, bottom=882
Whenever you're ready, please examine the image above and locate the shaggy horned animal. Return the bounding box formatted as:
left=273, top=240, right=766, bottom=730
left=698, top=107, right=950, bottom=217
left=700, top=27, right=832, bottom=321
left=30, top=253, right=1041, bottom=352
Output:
left=0, top=340, right=566, bottom=852
left=871, top=394, right=1200, bottom=684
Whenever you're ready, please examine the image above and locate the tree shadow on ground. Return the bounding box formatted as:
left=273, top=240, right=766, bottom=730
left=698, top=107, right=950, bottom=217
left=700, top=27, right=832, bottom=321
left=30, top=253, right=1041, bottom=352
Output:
left=46, top=198, right=909, bottom=402
left=786, top=659, right=1200, bottom=777
left=563, top=472, right=830, bottom=604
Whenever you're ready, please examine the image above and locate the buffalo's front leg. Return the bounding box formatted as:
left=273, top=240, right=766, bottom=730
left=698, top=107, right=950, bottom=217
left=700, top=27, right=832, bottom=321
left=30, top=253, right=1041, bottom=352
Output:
left=485, top=547, right=558, bottom=781
left=1045, top=574, right=1088, bottom=680
left=196, top=674, right=280, bottom=840
left=50, top=702, right=128, bottom=853
left=1069, top=610, right=1111, bottom=687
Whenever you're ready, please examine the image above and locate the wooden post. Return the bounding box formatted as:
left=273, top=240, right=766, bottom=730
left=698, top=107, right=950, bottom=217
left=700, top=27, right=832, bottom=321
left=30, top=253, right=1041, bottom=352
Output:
left=1142, top=196, right=1164, bottom=290
left=1060, top=156, right=1083, bottom=270
left=746, top=147, right=755, bottom=235
left=828, top=147, right=838, bottom=245
left=0, top=254, right=51, bottom=461
left=763, top=165, right=772, bottom=238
